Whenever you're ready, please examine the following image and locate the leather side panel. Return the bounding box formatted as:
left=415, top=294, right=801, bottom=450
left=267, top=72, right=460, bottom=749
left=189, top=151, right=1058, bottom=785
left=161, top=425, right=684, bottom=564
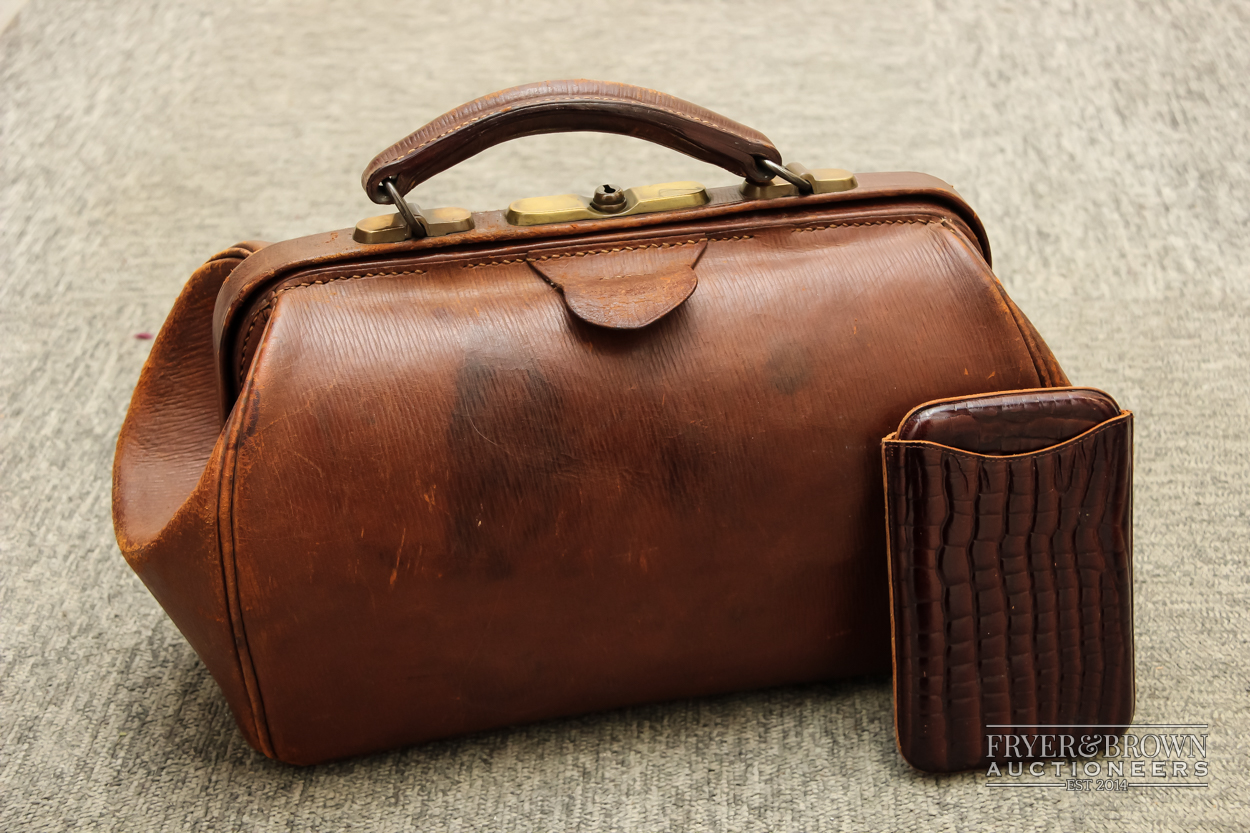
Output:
left=229, top=218, right=1044, bottom=764
left=112, top=242, right=272, bottom=756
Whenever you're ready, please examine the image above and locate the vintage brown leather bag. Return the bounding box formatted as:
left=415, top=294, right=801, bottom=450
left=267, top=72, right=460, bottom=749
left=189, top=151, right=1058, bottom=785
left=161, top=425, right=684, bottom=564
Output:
left=113, top=80, right=1130, bottom=767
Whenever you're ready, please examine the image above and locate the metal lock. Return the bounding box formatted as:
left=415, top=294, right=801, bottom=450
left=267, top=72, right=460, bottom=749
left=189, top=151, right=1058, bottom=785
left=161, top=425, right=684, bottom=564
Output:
left=505, top=181, right=710, bottom=227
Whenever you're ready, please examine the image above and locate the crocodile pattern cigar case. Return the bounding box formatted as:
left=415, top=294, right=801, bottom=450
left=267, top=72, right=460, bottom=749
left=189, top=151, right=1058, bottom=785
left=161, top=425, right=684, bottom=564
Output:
left=883, top=389, right=1134, bottom=772
left=112, top=80, right=1131, bottom=765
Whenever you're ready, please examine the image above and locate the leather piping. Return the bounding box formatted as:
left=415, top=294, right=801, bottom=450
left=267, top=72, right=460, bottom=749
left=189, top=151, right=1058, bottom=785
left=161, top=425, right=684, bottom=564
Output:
left=219, top=325, right=276, bottom=758
left=881, top=439, right=906, bottom=770
left=884, top=411, right=1133, bottom=461
left=206, top=256, right=270, bottom=757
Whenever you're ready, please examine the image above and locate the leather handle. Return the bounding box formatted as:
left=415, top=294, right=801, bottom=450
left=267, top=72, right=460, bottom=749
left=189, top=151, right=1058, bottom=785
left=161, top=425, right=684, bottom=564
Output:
left=361, top=79, right=783, bottom=204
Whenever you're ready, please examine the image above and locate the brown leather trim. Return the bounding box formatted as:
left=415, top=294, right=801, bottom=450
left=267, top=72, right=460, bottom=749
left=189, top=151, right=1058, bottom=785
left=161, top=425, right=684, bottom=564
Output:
left=218, top=327, right=276, bottom=759
left=526, top=236, right=708, bottom=330
left=890, top=386, right=1119, bottom=437
left=890, top=408, right=1131, bottom=459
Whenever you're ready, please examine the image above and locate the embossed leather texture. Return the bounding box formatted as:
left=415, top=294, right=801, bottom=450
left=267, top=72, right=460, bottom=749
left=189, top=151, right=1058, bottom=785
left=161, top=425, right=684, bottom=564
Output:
left=883, top=390, right=1134, bottom=773
left=115, top=81, right=1076, bottom=765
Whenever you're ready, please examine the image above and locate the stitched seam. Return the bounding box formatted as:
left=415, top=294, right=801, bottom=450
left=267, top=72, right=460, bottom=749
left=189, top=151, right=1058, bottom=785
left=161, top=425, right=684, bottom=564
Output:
left=518, top=235, right=751, bottom=266
left=791, top=218, right=936, bottom=233
left=598, top=273, right=686, bottom=281
left=524, top=239, right=702, bottom=263
left=378, top=97, right=740, bottom=167
left=461, top=257, right=531, bottom=269
left=236, top=270, right=423, bottom=384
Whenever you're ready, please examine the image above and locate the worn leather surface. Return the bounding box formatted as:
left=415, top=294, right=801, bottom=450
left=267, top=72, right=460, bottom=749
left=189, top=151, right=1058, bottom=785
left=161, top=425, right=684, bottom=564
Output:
left=883, top=401, right=1134, bottom=773
left=227, top=216, right=1053, bottom=764
left=118, top=195, right=1070, bottom=765
left=363, top=80, right=781, bottom=202
left=114, top=86, right=1079, bottom=765
left=897, top=388, right=1121, bottom=454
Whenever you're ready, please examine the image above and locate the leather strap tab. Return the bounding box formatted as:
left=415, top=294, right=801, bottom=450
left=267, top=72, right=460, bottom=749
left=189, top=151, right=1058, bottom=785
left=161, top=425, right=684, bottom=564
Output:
left=363, top=80, right=781, bottom=203
left=529, top=238, right=707, bottom=329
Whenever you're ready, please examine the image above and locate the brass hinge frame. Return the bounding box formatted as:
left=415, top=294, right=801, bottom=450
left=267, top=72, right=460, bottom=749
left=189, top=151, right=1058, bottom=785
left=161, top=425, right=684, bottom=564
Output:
left=354, top=206, right=474, bottom=244
left=740, top=164, right=858, bottom=199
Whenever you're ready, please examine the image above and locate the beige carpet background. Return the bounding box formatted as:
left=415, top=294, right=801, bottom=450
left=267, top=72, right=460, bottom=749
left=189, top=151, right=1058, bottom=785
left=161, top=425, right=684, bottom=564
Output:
left=1, top=1, right=1247, bottom=830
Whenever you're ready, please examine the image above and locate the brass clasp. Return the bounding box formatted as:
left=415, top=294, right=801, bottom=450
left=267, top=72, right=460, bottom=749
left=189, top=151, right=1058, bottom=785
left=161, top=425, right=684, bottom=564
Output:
left=505, top=181, right=710, bottom=227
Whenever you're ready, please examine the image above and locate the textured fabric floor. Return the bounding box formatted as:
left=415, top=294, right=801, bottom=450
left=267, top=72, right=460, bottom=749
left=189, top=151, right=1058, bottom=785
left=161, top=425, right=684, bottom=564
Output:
left=2, top=1, right=1247, bottom=830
